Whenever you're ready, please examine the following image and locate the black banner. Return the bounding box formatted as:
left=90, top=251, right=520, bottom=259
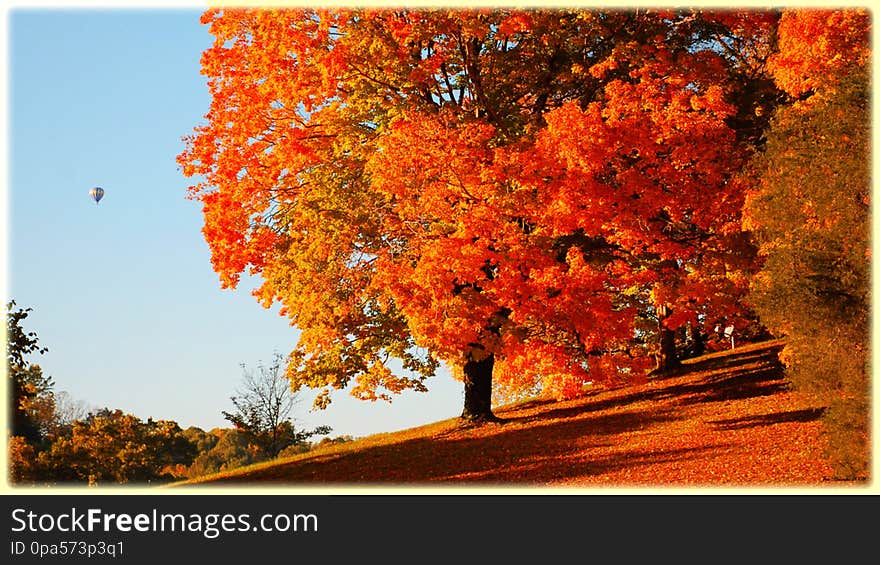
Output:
left=1, top=494, right=876, bottom=562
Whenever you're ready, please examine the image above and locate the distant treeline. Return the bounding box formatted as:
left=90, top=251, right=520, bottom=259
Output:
left=10, top=404, right=353, bottom=486
left=7, top=301, right=348, bottom=486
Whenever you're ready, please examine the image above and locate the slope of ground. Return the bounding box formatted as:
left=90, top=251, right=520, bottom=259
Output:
left=176, top=340, right=868, bottom=488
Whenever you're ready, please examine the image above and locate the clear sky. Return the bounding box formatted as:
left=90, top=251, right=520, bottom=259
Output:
left=5, top=8, right=464, bottom=438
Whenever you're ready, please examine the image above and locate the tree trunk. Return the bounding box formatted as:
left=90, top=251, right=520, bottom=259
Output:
left=690, top=324, right=706, bottom=357
left=460, top=349, right=498, bottom=422
left=655, top=326, right=679, bottom=372
left=653, top=306, right=680, bottom=373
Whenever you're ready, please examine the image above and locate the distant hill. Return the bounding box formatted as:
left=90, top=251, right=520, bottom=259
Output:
left=173, top=339, right=864, bottom=488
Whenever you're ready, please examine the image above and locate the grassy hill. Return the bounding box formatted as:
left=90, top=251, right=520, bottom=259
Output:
left=174, top=339, right=865, bottom=488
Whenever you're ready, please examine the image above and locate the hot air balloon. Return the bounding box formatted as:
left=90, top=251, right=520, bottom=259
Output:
left=89, top=187, right=104, bottom=204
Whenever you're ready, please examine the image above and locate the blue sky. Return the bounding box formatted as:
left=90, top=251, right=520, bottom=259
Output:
left=6, top=8, right=464, bottom=438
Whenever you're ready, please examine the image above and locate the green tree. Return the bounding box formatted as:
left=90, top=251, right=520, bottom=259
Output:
left=182, top=426, right=220, bottom=454
left=186, top=429, right=260, bottom=477
left=6, top=300, right=48, bottom=367
left=742, top=10, right=870, bottom=480
left=6, top=301, right=53, bottom=444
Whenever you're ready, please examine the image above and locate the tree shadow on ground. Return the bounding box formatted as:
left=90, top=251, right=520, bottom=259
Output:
left=208, top=405, right=718, bottom=484
left=677, top=365, right=791, bottom=405
left=431, top=444, right=731, bottom=483
left=509, top=345, right=790, bottom=425
left=677, top=342, right=785, bottom=375
left=710, top=408, right=826, bottom=431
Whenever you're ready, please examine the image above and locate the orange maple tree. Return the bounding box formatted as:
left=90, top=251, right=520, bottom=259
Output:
left=766, top=9, right=870, bottom=101
left=179, top=9, right=774, bottom=421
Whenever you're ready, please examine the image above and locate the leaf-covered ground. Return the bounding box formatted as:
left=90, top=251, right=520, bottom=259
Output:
left=177, top=340, right=869, bottom=489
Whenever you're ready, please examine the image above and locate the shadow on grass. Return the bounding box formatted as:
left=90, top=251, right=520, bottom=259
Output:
left=430, top=444, right=731, bottom=483
left=679, top=342, right=785, bottom=374
left=516, top=346, right=790, bottom=425
left=203, top=406, right=694, bottom=484
left=710, top=408, right=826, bottom=431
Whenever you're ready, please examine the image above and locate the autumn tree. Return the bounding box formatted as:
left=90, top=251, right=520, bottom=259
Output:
left=630, top=11, right=781, bottom=371
left=42, top=409, right=198, bottom=485
left=180, top=9, right=776, bottom=421
left=8, top=436, right=39, bottom=483
left=742, top=9, right=871, bottom=480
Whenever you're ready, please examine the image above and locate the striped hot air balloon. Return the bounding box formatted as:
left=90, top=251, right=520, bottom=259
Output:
left=89, top=187, right=105, bottom=204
